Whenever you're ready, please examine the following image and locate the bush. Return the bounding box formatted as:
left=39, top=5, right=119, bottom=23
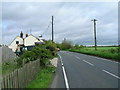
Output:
left=56, top=43, right=61, bottom=48
left=16, top=40, right=57, bottom=67
left=61, top=38, right=73, bottom=50
left=16, top=51, right=36, bottom=67
left=16, top=57, right=23, bottom=67
left=45, top=40, right=56, bottom=51
left=38, top=49, right=53, bottom=66
left=32, top=47, right=42, bottom=59
left=109, top=48, right=118, bottom=53
left=32, top=41, right=57, bottom=66
left=46, top=45, right=55, bottom=51
left=79, top=45, right=85, bottom=48
left=74, top=44, right=79, bottom=49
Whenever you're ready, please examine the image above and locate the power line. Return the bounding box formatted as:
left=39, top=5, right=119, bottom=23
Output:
left=42, top=24, right=50, bottom=35
left=54, top=2, right=65, bottom=18
left=41, top=2, right=65, bottom=37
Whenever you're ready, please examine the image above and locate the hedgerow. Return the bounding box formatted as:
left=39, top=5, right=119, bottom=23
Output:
left=16, top=40, right=57, bottom=67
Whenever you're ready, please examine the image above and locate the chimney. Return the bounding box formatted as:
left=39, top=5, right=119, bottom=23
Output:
left=20, top=31, right=23, bottom=38
left=26, top=33, right=28, bottom=37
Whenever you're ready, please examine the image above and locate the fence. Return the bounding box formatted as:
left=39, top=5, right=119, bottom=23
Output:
left=1, top=59, right=40, bottom=88
left=1, top=46, right=16, bottom=63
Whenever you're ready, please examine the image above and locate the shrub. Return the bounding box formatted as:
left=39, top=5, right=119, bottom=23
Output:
left=109, top=48, right=118, bottom=53
left=16, top=40, right=57, bottom=67
left=32, top=47, right=42, bottom=59
left=16, top=51, right=37, bottom=67
left=39, top=49, right=52, bottom=66
left=16, top=57, right=23, bottom=67
left=46, top=45, right=55, bottom=51
left=45, top=40, right=56, bottom=51
left=74, top=44, right=79, bottom=49
left=32, top=47, right=54, bottom=66
left=22, top=51, right=36, bottom=61
left=56, top=43, right=61, bottom=48
left=79, top=45, right=85, bottom=48
left=61, top=38, right=73, bottom=50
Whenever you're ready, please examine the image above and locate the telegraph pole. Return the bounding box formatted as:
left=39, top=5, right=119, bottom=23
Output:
left=92, top=19, right=97, bottom=50
left=52, top=16, right=54, bottom=42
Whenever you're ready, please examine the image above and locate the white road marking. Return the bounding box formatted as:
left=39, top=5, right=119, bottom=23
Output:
left=83, top=60, right=94, bottom=66
left=74, top=52, right=119, bottom=64
left=88, top=55, right=119, bottom=64
left=62, top=66, right=70, bottom=90
left=58, top=54, right=70, bottom=90
left=58, top=54, right=64, bottom=65
left=76, top=56, right=80, bottom=59
left=102, top=70, right=120, bottom=79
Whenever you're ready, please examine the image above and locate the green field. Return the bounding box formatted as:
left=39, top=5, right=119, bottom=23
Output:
left=69, top=46, right=119, bottom=61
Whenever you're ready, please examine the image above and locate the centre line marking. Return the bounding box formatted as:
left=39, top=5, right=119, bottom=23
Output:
left=76, top=56, right=80, bottom=59
left=102, top=70, right=120, bottom=79
left=83, top=60, right=94, bottom=66
left=58, top=54, right=70, bottom=90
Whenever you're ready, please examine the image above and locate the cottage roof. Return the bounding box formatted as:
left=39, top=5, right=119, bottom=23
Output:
left=9, top=36, right=23, bottom=46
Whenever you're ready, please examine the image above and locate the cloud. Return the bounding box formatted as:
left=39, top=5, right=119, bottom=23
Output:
left=2, top=2, right=118, bottom=45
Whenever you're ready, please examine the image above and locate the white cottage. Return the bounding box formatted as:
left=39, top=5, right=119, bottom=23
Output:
left=8, top=32, right=24, bottom=52
left=9, top=32, right=44, bottom=52
left=24, top=35, right=44, bottom=46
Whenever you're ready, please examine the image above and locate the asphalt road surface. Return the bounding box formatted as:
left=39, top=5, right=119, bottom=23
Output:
left=51, top=51, right=119, bottom=88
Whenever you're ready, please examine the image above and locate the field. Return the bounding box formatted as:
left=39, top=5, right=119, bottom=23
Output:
left=69, top=46, right=119, bottom=61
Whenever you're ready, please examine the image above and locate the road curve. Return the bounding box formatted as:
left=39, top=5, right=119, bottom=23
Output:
left=51, top=51, right=119, bottom=88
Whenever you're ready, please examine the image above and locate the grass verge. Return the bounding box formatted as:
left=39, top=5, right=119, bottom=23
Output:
left=2, top=62, right=19, bottom=76
left=26, top=66, right=56, bottom=88
left=69, top=47, right=119, bottom=61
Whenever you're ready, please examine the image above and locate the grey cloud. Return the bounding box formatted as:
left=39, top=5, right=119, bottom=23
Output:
left=2, top=2, right=118, bottom=45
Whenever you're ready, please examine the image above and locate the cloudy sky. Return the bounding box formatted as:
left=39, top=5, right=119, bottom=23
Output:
left=2, top=2, right=118, bottom=45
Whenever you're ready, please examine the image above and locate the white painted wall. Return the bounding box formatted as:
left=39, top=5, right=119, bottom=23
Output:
left=24, top=35, right=42, bottom=46
left=8, top=35, right=44, bottom=52
left=8, top=36, right=23, bottom=52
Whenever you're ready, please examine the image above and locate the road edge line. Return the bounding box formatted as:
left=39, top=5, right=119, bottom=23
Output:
left=58, top=54, right=70, bottom=90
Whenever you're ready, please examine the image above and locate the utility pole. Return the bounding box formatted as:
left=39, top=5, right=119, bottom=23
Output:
left=52, top=16, right=54, bottom=42
left=92, top=19, right=97, bottom=50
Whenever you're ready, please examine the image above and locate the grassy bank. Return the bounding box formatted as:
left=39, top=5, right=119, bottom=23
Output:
left=2, top=62, right=19, bottom=76
left=69, top=46, right=119, bottom=61
left=26, top=66, right=56, bottom=88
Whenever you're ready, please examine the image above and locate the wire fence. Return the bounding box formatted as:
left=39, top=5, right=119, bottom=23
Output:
left=1, top=59, right=40, bottom=88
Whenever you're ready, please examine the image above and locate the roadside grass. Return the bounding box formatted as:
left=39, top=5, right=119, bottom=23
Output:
left=2, top=61, right=19, bottom=76
left=0, top=64, right=2, bottom=82
left=26, top=66, right=56, bottom=88
left=69, top=46, right=119, bottom=61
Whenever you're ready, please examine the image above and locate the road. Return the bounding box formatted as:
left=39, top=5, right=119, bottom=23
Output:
left=51, top=51, right=119, bottom=88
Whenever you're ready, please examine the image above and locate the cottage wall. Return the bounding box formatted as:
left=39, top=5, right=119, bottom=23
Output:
left=24, top=35, right=40, bottom=46
left=8, top=37, right=23, bottom=52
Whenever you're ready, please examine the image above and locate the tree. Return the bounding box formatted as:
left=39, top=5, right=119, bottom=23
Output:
left=74, top=44, right=79, bottom=49
left=61, top=38, right=73, bottom=50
